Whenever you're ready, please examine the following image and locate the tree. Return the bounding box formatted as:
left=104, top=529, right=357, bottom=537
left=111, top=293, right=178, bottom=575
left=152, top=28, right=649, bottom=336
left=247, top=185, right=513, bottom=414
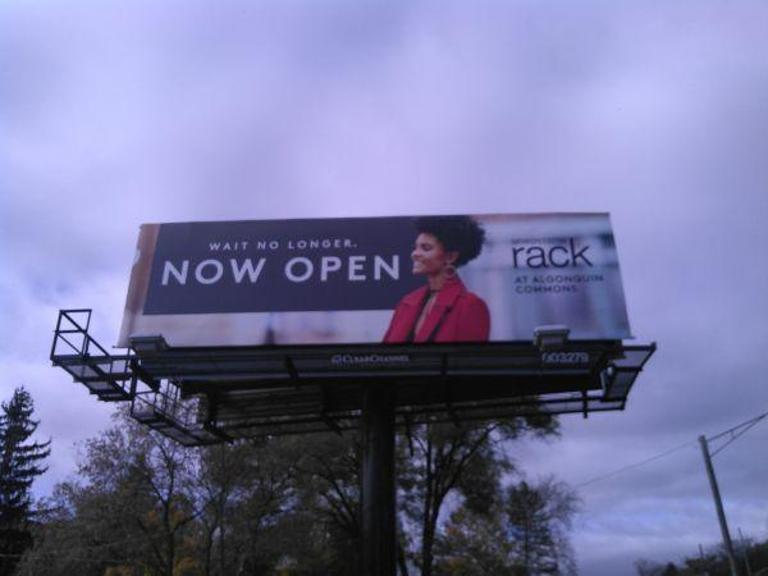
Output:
left=18, top=410, right=304, bottom=576
left=0, top=387, right=50, bottom=575
left=195, top=437, right=297, bottom=575
left=434, top=506, right=516, bottom=576
left=82, top=414, right=201, bottom=576
left=634, top=560, right=681, bottom=576
left=195, top=442, right=251, bottom=576
left=17, top=408, right=200, bottom=576
left=504, top=478, right=578, bottom=575
left=635, top=535, right=768, bottom=576
left=288, top=432, right=363, bottom=575
left=398, top=412, right=558, bottom=576
left=13, top=399, right=581, bottom=575
left=435, top=477, right=578, bottom=576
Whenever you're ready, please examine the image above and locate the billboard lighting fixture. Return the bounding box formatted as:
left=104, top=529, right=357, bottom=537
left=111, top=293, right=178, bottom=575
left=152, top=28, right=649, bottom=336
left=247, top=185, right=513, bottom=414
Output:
left=130, top=335, right=168, bottom=355
left=534, top=325, right=570, bottom=351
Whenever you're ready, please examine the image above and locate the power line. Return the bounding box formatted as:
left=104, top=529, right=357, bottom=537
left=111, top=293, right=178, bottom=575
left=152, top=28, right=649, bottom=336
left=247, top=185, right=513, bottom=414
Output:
left=574, top=438, right=697, bottom=489
left=708, top=410, right=768, bottom=458
left=574, top=409, right=768, bottom=489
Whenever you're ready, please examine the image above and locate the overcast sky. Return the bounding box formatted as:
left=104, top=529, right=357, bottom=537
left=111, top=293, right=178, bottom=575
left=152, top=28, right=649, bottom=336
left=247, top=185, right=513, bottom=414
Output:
left=2, top=1, right=767, bottom=574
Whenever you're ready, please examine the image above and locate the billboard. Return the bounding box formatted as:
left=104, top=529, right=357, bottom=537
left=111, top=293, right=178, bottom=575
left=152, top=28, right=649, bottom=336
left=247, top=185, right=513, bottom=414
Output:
left=118, top=213, right=632, bottom=347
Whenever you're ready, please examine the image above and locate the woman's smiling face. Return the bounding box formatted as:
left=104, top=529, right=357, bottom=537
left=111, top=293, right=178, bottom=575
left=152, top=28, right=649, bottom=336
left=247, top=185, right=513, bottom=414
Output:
left=411, top=233, right=457, bottom=276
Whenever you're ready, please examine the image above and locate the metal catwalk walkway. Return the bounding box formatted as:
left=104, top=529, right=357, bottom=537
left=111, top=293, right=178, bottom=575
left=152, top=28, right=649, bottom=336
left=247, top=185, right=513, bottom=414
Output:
left=51, top=309, right=655, bottom=446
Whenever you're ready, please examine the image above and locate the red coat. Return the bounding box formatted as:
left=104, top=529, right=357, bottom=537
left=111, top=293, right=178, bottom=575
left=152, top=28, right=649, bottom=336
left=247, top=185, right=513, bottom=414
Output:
left=383, top=277, right=490, bottom=343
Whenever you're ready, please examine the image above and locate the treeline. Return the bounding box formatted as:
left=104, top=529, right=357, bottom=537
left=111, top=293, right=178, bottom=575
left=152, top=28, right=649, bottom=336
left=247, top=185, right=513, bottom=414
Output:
left=636, top=539, right=768, bottom=576
left=3, top=392, right=579, bottom=576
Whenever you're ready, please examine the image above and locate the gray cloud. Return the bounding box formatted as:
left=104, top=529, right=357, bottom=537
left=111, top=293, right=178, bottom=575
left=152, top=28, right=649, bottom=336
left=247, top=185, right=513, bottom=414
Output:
left=2, top=1, right=767, bottom=573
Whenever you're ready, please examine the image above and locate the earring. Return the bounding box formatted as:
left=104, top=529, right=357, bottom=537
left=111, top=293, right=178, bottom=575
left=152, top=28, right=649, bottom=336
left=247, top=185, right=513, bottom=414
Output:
left=443, top=263, right=457, bottom=278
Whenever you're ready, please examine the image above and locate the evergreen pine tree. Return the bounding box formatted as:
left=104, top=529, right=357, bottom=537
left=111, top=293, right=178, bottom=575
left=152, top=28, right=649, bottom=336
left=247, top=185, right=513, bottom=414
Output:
left=0, top=387, right=51, bottom=575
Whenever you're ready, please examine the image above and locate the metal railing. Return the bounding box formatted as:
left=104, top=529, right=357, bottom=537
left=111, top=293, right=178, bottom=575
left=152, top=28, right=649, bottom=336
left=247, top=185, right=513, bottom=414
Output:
left=51, top=309, right=220, bottom=444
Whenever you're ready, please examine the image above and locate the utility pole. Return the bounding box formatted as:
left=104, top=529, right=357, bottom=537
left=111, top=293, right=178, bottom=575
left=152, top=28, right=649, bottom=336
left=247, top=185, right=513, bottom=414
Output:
left=698, top=435, right=741, bottom=576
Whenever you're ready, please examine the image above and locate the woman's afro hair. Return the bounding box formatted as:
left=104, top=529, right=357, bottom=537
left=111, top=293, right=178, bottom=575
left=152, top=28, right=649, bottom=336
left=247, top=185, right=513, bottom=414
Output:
left=413, top=215, right=486, bottom=267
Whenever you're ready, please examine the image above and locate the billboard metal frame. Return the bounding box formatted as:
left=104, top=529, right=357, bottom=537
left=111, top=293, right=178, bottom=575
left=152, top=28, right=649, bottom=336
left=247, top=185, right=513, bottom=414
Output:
left=51, top=308, right=655, bottom=576
left=51, top=309, right=655, bottom=445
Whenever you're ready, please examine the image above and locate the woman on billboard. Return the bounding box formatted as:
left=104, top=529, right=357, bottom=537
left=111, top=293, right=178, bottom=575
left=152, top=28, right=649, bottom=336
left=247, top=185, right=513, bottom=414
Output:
left=384, top=216, right=490, bottom=343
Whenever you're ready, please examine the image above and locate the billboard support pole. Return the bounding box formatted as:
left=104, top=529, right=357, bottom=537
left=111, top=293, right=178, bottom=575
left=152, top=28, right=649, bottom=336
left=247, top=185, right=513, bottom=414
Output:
left=698, top=435, right=741, bottom=576
left=361, top=382, right=396, bottom=576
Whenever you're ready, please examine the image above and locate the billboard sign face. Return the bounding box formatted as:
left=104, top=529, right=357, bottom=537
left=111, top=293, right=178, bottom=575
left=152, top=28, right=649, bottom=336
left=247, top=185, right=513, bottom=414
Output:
left=118, top=213, right=632, bottom=347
